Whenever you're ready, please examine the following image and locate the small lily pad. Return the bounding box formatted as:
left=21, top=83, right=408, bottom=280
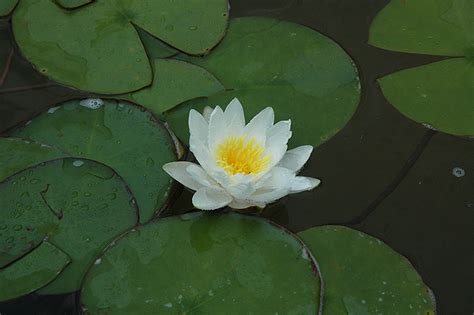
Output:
left=0, top=241, right=70, bottom=302
left=81, top=212, right=322, bottom=314
left=0, top=158, right=138, bottom=295
left=378, top=58, right=474, bottom=136
left=298, top=226, right=436, bottom=314
left=369, top=0, right=473, bottom=56
left=11, top=99, right=178, bottom=224
left=0, top=0, right=17, bottom=16
left=169, top=17, right=361, bottom=147
left=12, top=0, right=229, bottom=93
left=121, top=59, right=224, bottom=114
left=0, top=137, right=65, bottom=182
left=54, top=0, right=93, bottom=10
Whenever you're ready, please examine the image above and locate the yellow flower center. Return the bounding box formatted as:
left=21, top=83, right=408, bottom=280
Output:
left=216, top=135, right=271, bottom=176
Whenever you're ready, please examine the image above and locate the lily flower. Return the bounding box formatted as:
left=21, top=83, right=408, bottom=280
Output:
left=163, top=98, right=320, bottom=210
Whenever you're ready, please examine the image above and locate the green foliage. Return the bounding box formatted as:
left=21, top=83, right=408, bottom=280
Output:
left=299, top=226, right=436, bottom=314
left=10, top=99, right=178, bottom=224
left=81, top=212, right=321, bottom=314
left=166, top=17, right=361, bottom=147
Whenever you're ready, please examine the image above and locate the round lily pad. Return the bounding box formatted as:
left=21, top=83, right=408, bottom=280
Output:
left=81, top=212, right=322, bottom=314
left=0, top=137, right=65, bottom=182
left=10, top=99, right=178, bottom=224
left=369, top=0, right=473, bottom=56
left=169, top=17, right=361, bottom=147
left=379, top=58, right=474, bottom=136
left=12, top=0, right=229, bottom=93
left=0, top=158, right=138, bottom=295
left=54, top=0, right=93, bottom=10
left=0, top=241, right=70, bottom=302
left=0, top=0, right=17, bottom=16
left=121, top=59, right=224, bottom=114
left=298, top=226, right=436, bottom=314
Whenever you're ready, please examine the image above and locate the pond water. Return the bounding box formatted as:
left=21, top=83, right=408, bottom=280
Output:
left=0, top=0, right=472, bottom=314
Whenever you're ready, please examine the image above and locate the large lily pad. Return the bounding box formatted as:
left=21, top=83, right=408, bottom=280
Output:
left=168, top=17, right=361, bottom=147
left=11, top=99, right=178, bottom=224
left=81, top=212, right=322, bottom=314
left=369, top=0, right=473, bottom=56
left=379, top=58, right=474, bottom=136
left=0, top=158, right=138, bottom=295
left=0, top=241, right=70, bottom=302
left=120, top=59, right=224, bottom=114
left=0, top=137, right=65, bottom=182
left=298, top=226, right=436, bottom=314
left=369, top=0, right=474, bottom=136
left=12, top=0, right=229, bottom=94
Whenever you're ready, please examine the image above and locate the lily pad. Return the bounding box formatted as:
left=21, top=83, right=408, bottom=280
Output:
left=136, top=28, right=178, bottom=60
left=120, top=59, right=224, bottom=114
left=168, top=17, right=361, bottom=147
left=0, top=241, right=70, bottom=302
left=369, top=0, right=474, bottom=136
left=54, top=0, right=93, bottom=10
left=11, top=99, right=178, bottom=224
left=0, top=137, right=65, bottom=182
left=298, top=226, right=436, bottom=314
left=0, top=158, right=138, bottom=295
left=12, top=0, right=229, bottom=93
left=369, top=0, right=473, bottom=56
left=81, top=212, right=322, bottom=314
left=0, top=0, right=17, bottom=16
left=379, top=58, right=474, bottom=136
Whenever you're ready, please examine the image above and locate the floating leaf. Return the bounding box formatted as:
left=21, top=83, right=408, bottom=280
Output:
left=120, top=59, right=224, bottom=114
left=168, top=17, right=360, bottom=147
left=54, top=0, right=93, bottom=10
left=379, top=58, right=474, bottom=136
left=298, top=226, right=436, bottom=314
left=11, top=99, right=178, bottom=224
left=136, top=28, right=178, bottom=60
left=369, top=0, right=474, bottom=136
left=369, top=0, right=473, bottom=56
left=0, top=241, right=70, bottom=302
left=81, top=212, right=321, bottom=314
left=12, top=0, right=229, bottom=93
left=0, top=0, right=17, bottom=16
left=0, top=137, right=65, bottom=182
left=0, top=158, right=138, bottom=295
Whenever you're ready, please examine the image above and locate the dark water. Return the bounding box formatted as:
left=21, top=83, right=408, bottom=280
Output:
left=0, top=0, right=473, bottom=314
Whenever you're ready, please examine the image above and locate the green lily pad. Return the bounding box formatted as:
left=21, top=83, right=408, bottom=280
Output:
left=369, top=0, right=473, bottom=56
left=121, top=59, right=224, bottom=114
left=11, top=99, right=178, bottom=224
left=169, top=17, right=360, bottom=147
left=0, top=158, right=138, bottom=295
left=54, top=0, right=93, bottom=10
left=12, top=0, right=229, bottom=94
left=379, top=58, right=474, bottom=136
left=81, top=212, right=322, bottom=314
left=136, top=28, right=178, bottom=60
left=298, top=226, right=436, bottom=314
left=0, top=137, right=65, bottom=182
left=0, top=0, right=17, bottom=16
left=0, top=241, right=70, bottom=302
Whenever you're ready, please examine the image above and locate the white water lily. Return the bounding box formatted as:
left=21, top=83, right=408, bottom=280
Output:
left=163, top=98, right=320, bottom=210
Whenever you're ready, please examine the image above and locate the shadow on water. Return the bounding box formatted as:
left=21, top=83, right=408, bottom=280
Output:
left=0, top=0, right=472, bottom=314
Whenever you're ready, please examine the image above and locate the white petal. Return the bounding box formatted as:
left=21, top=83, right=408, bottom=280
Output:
left=188, top=109, right=209, bottom=146
left=278, top=145, right=313, bottom=172
left=185, top=164, right=218, bottom=188
left=248, top=167, right=295, bottom=203
left=228, top=199, right=265, bottom=209
left=243, top=107, right=274, bottom=145
left=208, top=106, right=228, bottom=151
left=290, top=176, right=321, bottom=193
left=225, top=182, right=257, bottom=200
left=203, top=106, right=213, bottom=122
left=224, top=98, right=245, bottom=133
left=192, top=187, right=232, bottom=210
left=163, top=162, right=204, bottom=191
left=265, top=120, right=292, bottom=167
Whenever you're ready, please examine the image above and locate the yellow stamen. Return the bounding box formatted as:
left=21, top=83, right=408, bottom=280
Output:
left=216, top=135, right=271, bottom=176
